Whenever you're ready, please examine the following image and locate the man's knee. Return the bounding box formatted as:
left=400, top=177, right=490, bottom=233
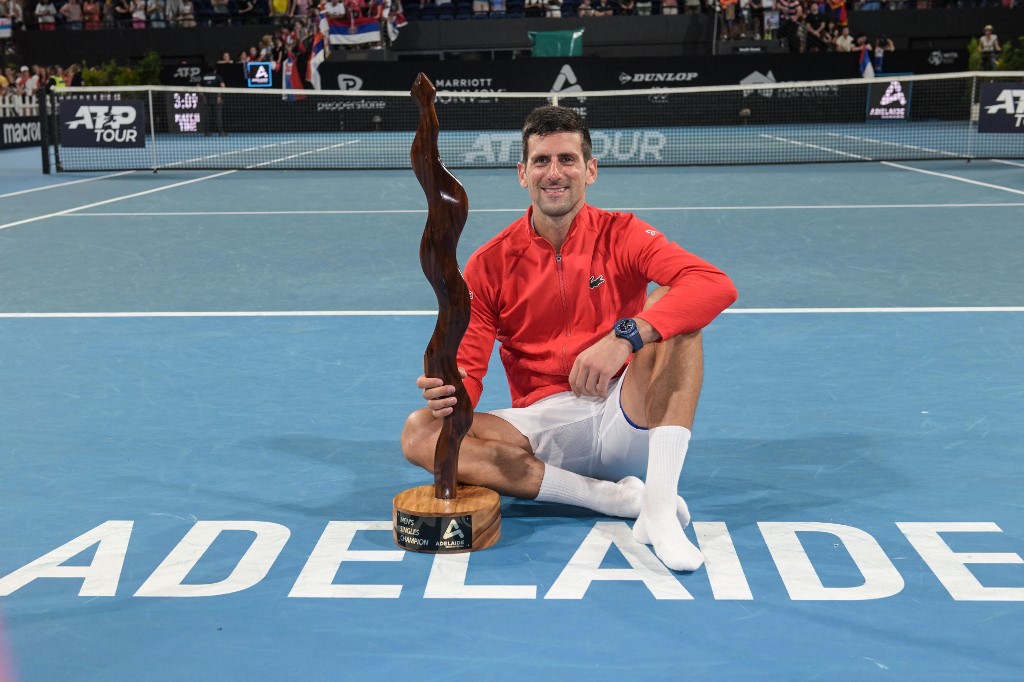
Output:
left=400, top=408, right=439, bottom=471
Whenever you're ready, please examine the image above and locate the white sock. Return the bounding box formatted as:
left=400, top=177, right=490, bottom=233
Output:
left=536, top=464, right=644, bottom=518
left=633, top=426, right=704, bottom=572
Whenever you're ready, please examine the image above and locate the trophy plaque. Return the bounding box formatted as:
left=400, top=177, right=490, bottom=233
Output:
left=393, top=73, right=501, bottom=553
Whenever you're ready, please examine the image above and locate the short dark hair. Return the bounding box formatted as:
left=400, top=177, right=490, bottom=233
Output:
left=521, top=105, right=593, bottom=163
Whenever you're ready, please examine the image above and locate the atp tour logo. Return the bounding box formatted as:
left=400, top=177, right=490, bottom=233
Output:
left=978, top=84, right=1024, bottom=133
left=58, top=100, right=146, bottom=147
left=867, top=80, right=911, bottom=121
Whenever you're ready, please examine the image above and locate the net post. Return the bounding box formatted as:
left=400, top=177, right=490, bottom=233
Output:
left=551, top=95, right=558, bottom=106
left=148, top=88, right=158, bottom=172
left=38, top=89, right=50, bottom=175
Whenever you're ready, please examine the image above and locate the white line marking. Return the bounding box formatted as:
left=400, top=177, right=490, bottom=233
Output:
left=162, top=140, right=298, bottom=168
left=0, top=171, right=136, bottom=199
left=758, top=134, right=873, bottom=161
left=2, top=307, right=1022, bottom=319
left=881, top=161, right=1024, bottom=196
left=991, top=159, right=1024, bottom=169
left=0, top=171, right=238, bottom=231
left=825, top=132, right=960, bottom=158
left=245, top=141, right=358, bottom=169
left=55, top=202, right=1024, bottom=218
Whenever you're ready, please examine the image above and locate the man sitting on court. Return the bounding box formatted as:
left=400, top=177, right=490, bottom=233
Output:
left=401, top=106, right=737, bottom=572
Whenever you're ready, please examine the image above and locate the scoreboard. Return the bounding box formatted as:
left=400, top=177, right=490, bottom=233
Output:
left=166, top=91, right=203, bottom=134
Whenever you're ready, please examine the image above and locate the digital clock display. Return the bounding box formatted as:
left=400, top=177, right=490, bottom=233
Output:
left=173, top=92, right=200, bottom=110
left=166, top=91, right=203, bottom=134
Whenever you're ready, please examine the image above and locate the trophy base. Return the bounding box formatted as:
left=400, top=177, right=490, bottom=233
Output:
left=393, top=484, right=500, bottom=553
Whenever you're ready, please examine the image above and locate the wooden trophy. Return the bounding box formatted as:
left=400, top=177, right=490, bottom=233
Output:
left=392, top=73, right=501, bottom=553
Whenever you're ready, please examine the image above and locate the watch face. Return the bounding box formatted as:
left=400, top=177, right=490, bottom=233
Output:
left=616, top=319, right=635, bottom=334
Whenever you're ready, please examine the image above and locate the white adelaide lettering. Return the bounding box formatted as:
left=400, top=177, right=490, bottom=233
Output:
left=2, top=520, right=1022, bottom=601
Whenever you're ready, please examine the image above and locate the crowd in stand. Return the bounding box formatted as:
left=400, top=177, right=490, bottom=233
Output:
left=0, top=0, right=396, bottom=29
left=0, top=0, right=1018, bottom=30
left=0, top=62, right=81, bottom=116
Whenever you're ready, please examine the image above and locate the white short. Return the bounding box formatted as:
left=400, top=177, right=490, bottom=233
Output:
left=487, top=368, right=649, bottom=482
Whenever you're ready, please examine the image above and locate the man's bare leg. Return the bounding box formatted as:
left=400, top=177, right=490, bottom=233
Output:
left=401, top=410, right=646, bottom=517
left=620, top=288, right=706, bottom=571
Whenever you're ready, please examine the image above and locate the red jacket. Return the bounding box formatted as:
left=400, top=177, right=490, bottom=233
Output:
left=459, top=204, right=738, bottom=408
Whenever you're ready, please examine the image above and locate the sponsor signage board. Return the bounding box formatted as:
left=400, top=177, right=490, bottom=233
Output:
left=58, top=100, right=146, bottom=148
left=978, top=83, right=1024, bottom=133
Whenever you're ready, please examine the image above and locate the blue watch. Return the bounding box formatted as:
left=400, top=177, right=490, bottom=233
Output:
left=614, top=318, right=643, bottom=353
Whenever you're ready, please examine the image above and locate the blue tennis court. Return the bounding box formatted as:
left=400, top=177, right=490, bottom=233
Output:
left=1, top=146, right=1022, bottom=680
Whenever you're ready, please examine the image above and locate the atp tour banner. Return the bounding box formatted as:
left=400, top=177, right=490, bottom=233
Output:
left=1, top=117, right=41, bottom=150
left=978, top=83, right=1024, bottom=133
left=58, top=100, right=147, bottom=148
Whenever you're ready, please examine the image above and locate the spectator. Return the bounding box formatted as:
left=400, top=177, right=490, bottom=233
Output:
left=61, top=0, right=85, bottom=28
left=6, top=0, right=25, bottom=32
left=82, top=0, right=102, bottom=27
left=324, top=0, right=345, bottom=19
left=619, top=0, right=636, bottom=14
left=683, top=0, right=699, bottom=14
left=979, top=25, right=1000, bottom=71
left=661, top=0, right=678, bottom=14
left=291, top=0, right=311, bottom=23
left=103, top=0, right=116, bottom=27
left=236, top=0, right=256, bottom=22
left=544, top=0, right=560, bottom=16
left=64, top=63, right=82, bottom=85
left=576, top=0, right=592, bottom=13
left=472, top=0, right=488, bottom=14
left=524, top=0, right=543, bottom=16
left=217, top=51, right=233, bottom=62
left=211, top=0, right=230, bottom=23
left=164, top=0, right=181, bottom=24
left=747, top=0, right=762, bottom=38
left=35, top=0, right=58, bottom=29
left=776, top=0, right=801, bottom=52
left=591, top=0, right=613, bottom=14
left=200, top=65, right=226, bottom=135
left=146, top=0, right=166, bottom=26
left=826, top=0, right=844, bottom=26
left=834, top=24, right=852, bottom=51
left=720, top=0, right=738, bottom=39
left=113, top=0, right=132, bottom=25
left=873, top=34, right=893, bottom=71
left=130, top=0, right=147, bottom=27
left=177, top=0, right=195, bottom=25
left=804, top=2, right=826, bottom=52
left=271, top=0, right=290, bottom=19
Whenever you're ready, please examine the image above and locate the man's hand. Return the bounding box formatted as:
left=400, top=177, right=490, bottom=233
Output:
left=569, top=334, right=632, bottom=398
left=416, top=368, right=467, bottom=418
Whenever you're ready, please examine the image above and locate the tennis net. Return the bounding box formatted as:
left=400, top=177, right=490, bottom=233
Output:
left=44, top=71, right=1024, bottom=172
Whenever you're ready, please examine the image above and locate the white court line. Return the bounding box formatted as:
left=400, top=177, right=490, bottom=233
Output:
left=161, top=140, right=298, bottom=169
left=881, top=161, right=1024, bottom=197
left=758, top=134, right=873, bottom=161
left=245, top=141, right=358, bottom=169
left=991, top=159, right=1024, bottom=169
left=0, top=171, right=237, bottom=231
left=825, top=132, right=961, bottom=159
left=0, top=171, right=136, bottom=199
left=56, top=202, right=1024, bottom=218
left=2, top=307, right=1022, bottom=319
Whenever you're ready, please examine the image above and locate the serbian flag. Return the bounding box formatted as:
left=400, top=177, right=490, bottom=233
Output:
left=328, top=16, right=382, bottom=46
left=307, top=31, right=328, bottom=90
left=859, top=45, right=875, bottom=79
left=282, top=55, right=306, bottom=101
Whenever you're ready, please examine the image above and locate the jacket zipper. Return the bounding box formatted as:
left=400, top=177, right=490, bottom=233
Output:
left=555, top=251, right=572, bottom=374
